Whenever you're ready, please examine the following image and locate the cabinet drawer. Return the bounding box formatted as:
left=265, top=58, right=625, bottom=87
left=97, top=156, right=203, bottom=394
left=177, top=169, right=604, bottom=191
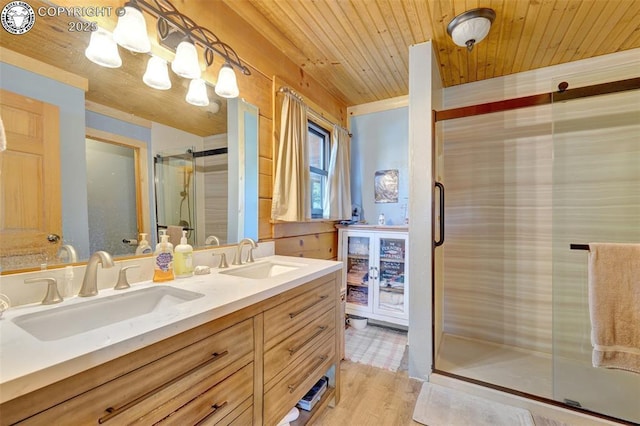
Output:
left=264, top=278, right=335, bottom=349
left=156, top=362, right=253, bottom=425
left=264, top=307, right=335, bottom=385
left=19, top=319, right=254, bottom=425
left=263, top=333, right=335, bottom=425
left=196, top=394, right=252, bottom=426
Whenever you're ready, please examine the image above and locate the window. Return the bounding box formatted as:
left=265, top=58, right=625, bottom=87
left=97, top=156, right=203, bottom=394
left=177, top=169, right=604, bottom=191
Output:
left=308, top=121, right=330, bottom=218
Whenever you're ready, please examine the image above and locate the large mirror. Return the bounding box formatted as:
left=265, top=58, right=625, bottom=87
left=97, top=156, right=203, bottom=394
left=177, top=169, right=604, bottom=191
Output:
left=0, top=1, right=258, bottom=273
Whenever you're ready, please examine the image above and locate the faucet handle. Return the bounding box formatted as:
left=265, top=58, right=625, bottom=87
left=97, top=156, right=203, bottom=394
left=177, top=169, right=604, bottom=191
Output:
left=214, top=252, right=229, bottom=269
left=114, top=265, right=139, bottom=290
left=24, top=277, right=63, bottom=305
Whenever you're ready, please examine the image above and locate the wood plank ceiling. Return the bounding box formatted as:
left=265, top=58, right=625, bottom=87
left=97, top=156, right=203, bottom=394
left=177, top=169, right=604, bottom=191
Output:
left=224, top=0, right=640, bottom=106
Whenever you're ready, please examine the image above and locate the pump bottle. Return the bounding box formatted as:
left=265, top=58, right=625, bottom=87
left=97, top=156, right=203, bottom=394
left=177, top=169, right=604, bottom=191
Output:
left=174, top=230, right=194, bottom=278
left=135, top=233, right=152, bottom=255
left=153, top=230, right=174, bottom=282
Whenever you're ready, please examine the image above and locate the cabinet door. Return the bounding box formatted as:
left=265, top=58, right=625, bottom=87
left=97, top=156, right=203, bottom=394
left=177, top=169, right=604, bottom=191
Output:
left=342, top=231, right=374, bottom=313
left=373, top=233, right=408, bottom=320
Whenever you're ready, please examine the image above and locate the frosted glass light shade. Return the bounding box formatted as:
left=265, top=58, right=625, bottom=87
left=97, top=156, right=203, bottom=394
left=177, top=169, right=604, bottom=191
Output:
left=113, top=5, right=151, bottom=53
left=143, top=56, right=171, bottom=90
left=85, top=28, right=122, bottom=68
left=171, top=41, right=201, bottom=79
left=215, top=63, right=239, bottom=98
left=447, top=8, right=495, bottom=51
left=186, top=79, right=209, bottom=106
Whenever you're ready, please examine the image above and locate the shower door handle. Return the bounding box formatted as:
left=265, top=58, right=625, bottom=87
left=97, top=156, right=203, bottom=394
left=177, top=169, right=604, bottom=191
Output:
left=434, top=182, right=445, bottom=247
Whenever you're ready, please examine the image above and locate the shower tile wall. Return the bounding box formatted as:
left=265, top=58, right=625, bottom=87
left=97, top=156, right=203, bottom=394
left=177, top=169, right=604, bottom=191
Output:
left=442, top=106, right=553, bottom=354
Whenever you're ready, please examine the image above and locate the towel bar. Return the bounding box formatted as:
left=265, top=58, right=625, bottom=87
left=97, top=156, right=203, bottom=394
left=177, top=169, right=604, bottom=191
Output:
left=570, top=244, right=590, bottom=251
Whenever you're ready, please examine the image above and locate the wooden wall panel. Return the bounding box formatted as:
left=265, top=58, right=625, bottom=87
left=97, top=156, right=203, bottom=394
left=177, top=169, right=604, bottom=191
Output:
left=273, top=232, right=338, bottom=260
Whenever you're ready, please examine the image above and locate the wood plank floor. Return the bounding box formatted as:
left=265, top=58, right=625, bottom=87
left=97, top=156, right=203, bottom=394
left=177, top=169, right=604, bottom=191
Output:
left=313, top=360, right=423, bottom=425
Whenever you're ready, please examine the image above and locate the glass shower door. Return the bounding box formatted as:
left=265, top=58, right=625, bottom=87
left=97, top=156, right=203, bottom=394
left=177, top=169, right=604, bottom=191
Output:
left=551, top=82, right=640, bottom=423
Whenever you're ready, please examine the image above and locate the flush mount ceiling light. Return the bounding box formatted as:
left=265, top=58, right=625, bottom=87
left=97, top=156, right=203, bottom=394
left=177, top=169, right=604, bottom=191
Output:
left=447, top=8, right=496, bottom=52
left=87, top=0, right=250, bottom=101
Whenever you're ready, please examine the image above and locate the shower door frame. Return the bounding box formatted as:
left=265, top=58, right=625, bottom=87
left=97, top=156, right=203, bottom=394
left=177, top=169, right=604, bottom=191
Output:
left=430, top=76, right=640, bottom=424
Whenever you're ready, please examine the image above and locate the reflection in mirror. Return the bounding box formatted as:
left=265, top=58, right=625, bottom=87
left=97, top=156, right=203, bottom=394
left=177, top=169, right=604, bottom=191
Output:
left=86, top=138, right=139, bottom=256
left=0, top=61, right=259, bottom=273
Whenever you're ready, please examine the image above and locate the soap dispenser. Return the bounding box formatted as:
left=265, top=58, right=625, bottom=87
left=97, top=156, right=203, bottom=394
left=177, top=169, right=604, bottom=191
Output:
left=174, top=230, right=194, bottom=278
left=153, top=230, right=174, bottom=282
left=135, top=233, right=152, bottom=255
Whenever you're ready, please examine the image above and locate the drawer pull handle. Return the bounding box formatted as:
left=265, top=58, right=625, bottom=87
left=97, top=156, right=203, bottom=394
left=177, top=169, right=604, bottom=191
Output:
left=98, top=350, right=229, bottom=423
left=196, top=400, right=229, bottom=425
left=288, top=326, right=328, bottom=355
left=289, top=295, right=329, bottom=319
left=287, top=355, right=328, bottom=394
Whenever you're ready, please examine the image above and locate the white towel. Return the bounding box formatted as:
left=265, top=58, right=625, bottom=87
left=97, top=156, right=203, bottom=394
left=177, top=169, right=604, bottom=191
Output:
left=277, top=407, right=299, bottom=426
left=588, top=242, right=640, bottom=373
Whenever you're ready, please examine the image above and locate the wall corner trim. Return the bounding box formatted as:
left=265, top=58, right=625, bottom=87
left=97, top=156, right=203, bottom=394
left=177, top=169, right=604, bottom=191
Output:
left=1, top=47, right=88, bottom=92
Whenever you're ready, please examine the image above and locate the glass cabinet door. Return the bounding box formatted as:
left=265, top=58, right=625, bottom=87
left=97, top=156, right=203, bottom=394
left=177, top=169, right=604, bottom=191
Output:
left=345, top=235, right=371, bottom=308
left=375, top=237, right=406, bottom=315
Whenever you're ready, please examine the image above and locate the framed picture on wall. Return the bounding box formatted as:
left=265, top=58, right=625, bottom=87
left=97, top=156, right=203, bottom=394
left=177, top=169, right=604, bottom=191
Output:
left=374, top=169, right=398, bottom=203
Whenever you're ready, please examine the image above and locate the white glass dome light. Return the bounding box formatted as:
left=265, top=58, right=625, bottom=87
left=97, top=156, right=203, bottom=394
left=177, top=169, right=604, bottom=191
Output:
left=186, top=78, right=209, bottom=106
left=214, top=63, right=239, bottom=99
left=113, top=5, right=151, bottom=53
left=171, top=40, right=201, bottom=79
left=447, top=8, right=496, bottom=52
left=143, top=56, right=171, bottom=90
left=85, top=28, right=122, bottom=68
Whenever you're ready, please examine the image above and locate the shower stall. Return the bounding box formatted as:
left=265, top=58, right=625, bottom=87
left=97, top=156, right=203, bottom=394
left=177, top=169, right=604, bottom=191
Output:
left=433, top=73, right=639, bottom=423
left=155, top=149, right=198, bottom=246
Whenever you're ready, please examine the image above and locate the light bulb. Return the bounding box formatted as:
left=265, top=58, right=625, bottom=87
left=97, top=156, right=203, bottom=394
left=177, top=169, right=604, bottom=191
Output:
left=171, top=40, right=201, bottom=79
left=215, top=63, right=239, bottom=98
left=186, top=79, right=209, bottom=106
left=113, top=5, right=151, bottom=53
left=85, top=28, right=122, bottom=68
left=143, top=56, right=171, bottom=90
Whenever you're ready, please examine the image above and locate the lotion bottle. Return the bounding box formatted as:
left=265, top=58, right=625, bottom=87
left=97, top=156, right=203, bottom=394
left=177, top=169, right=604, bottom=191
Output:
left=174, top=230, right=194, bottom=278
left=135, top=233, right=152, bottom=255
left=153, top=230, right=174, bottom=282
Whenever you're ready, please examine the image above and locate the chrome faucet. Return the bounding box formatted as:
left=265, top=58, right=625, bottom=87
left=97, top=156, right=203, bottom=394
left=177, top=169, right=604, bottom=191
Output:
left=79, top=251, right=114, bottom=297
left=232, top=238, right=258, bottom=265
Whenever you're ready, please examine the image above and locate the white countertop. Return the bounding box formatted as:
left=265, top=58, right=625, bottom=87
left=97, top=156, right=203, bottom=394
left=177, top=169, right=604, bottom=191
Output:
left=0, top=255, right=342, bottom=404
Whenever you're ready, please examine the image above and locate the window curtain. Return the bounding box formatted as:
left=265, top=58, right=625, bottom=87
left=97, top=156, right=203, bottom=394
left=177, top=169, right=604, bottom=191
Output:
left=271, top=93, right=310, bottom=221
left=323, top=125, right=352, bottom=220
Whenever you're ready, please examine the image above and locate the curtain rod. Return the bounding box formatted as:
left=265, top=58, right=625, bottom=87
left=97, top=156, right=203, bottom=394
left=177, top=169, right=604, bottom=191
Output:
left=278, top=86, right=352, bottom=137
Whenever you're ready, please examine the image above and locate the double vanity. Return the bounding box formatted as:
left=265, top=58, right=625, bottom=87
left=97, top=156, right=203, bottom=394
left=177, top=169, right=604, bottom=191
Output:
left=0, top=255, right=343, bottom=425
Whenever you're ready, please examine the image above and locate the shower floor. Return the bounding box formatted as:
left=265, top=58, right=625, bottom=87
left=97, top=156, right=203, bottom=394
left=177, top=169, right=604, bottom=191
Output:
left=436, top=333, right=553, bottom=399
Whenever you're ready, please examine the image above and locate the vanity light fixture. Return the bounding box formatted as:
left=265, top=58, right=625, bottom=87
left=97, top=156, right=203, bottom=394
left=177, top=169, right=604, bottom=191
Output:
left=143, top=56, right=171, bottom=90
left=95, top=0, right=250, bottom=100
left=85, top=28, right=122, bottom=68
left=186, top=78, right=209, bottom=107
left=447, top=8, right=496, bottom=52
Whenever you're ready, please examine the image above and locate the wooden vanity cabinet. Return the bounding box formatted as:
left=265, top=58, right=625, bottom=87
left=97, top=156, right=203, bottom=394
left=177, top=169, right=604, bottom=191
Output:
left=0, top=270, right=341, bottom=426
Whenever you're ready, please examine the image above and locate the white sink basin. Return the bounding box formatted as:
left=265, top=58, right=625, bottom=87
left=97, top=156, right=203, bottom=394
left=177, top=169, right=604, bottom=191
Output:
left=219, top=260, right=306, bottom=279
left=12, top=286, right=204, bottom=341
